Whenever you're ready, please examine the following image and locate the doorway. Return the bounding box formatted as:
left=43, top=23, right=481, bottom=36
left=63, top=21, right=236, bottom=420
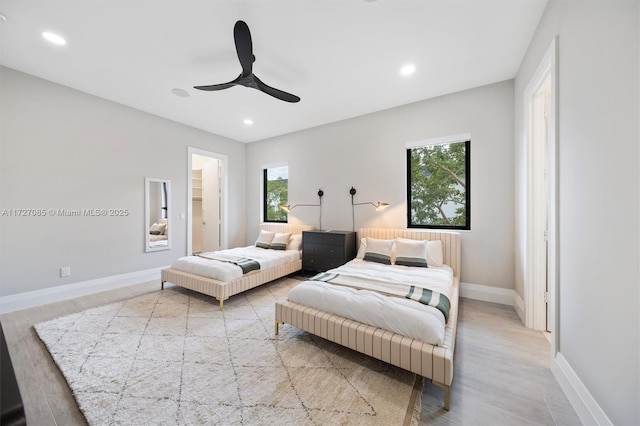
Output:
left=187, top=147, right=228, bottom=255
left=524, top=38, right=558, bottom=353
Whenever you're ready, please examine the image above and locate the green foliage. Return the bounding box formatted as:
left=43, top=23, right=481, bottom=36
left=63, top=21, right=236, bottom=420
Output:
left=409, top=142, right=467, bottom=227
left=265, top=177, right=288, bottom=221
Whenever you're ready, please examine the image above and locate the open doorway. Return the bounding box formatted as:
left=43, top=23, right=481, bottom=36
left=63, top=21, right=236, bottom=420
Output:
left=524, top=38, right=558, bottom=354
left=187, top=147, right=228, bottom=255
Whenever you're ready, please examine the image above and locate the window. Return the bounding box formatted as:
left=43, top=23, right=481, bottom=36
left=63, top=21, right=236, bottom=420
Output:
left=406, top=137, right=470, bottom=230
left=263, top=165, right=288, bottom=222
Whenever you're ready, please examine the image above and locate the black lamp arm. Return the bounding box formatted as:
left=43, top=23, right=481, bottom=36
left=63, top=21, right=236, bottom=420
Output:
left=280, top=189, right=324, bottom=212
left=352, top=201, right=378, bottom=208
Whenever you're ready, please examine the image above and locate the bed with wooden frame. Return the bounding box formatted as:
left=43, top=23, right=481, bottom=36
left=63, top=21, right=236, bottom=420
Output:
left=275, top=228, right=460, bottom=410
left=161, top=223, right=314, bottom=310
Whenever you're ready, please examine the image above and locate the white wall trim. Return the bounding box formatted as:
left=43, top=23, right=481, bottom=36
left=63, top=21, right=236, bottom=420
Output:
left=460, top=282, right=522, bottom=311
left=522, top=37, right=559, bottom=345
left=552, top=353, right=613, bottom=426
left=512, top=291, right=526, bottom=324
left=187, top=147, right=229, bottom=254
left=0, top=267, right=166, bottom=315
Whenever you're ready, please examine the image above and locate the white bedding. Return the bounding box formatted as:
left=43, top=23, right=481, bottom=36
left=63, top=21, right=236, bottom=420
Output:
left=170, top=246, right=301, bottom=282
left=286, top=259, right=454, bottom=346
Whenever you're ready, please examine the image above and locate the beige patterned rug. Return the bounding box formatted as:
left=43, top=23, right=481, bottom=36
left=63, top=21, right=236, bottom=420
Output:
left=35, top=279, right=422, bottom=425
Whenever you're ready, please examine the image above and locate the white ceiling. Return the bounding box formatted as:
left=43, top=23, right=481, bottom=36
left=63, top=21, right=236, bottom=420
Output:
left=0, top=0, right=548, bottom=143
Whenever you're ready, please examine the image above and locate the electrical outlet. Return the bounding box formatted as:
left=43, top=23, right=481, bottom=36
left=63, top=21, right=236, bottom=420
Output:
left=60, top=267, right=71, bottom=277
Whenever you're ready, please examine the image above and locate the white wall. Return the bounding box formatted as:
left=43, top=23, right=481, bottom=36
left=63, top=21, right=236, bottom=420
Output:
left=0, top=66, right=247, bottom=297
left=514, top=1, right=640, bottom=424
left=246, top=81, right=515, bottom=289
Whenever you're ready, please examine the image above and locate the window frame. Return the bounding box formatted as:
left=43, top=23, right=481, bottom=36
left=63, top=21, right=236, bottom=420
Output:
left=262, top=165, right=288, bottom=223
left=406, top=136, right=471, bottom=231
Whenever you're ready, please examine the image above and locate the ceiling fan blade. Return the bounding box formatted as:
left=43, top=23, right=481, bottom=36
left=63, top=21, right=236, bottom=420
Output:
left=194, top=81, right=236, bottom=91
left=234, top=20, right=254, bottom=77
left=254, top=75, right=300, bottom=103
left=194, top=75, right=241, bottom=91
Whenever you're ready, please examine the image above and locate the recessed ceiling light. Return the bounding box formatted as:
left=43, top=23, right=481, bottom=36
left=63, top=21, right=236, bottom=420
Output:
left=171, top=88, right=190, bottom=98
left=243, top=119, right=253, bottom=126
left=400, top=64, right=416, bottom=76
left=42, top=31, right=66, bottom=45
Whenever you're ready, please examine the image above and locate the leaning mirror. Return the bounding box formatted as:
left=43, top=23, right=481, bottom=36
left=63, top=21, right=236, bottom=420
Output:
left=145, top=177, right=171, bottom=252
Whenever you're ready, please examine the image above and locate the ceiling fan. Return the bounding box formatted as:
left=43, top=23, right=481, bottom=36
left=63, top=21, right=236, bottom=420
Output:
left=194, top=20, right=300, bottom=103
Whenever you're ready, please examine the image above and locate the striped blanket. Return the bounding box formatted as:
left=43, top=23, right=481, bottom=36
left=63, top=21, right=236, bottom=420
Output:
left=197, top=254, right=260, bottom=275
left=311, top=271, right=451, bottom=322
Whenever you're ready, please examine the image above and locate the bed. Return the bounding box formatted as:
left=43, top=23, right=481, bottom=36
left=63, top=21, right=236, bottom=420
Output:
left=161, top=223, right=314, bottom=309
left=148, top=218, right=168, bottom=248
left=275, top=228, right=460, bottom=410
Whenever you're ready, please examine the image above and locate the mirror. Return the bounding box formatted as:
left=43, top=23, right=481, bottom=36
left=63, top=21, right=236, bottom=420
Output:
left=145, top=177, right=171, bottom=252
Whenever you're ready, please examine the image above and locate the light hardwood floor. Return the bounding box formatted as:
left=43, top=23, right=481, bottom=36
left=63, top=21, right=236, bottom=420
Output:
left=0, top=278, right=580, bottom=425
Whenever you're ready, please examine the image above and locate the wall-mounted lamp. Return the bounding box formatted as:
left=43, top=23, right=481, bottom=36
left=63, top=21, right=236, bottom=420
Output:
left=350, top=187, right=389, bottom=231
left=280, top=189, right=324, bottom=229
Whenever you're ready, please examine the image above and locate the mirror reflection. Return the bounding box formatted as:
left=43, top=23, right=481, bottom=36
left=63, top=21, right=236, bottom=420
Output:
left=145, top=177, right=171, bottom=252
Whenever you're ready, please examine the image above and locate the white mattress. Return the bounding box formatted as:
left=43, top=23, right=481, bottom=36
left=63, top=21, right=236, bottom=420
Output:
left=286, top=259, right=454, bottom=346
left=170, top=246, right=301, bottom=282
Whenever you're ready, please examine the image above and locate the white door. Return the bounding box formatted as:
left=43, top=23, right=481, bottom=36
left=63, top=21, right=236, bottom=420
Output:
left=201, top=159, right=220, bottom=252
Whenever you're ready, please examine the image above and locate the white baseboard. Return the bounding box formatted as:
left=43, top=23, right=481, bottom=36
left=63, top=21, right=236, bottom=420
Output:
left=552, top=353, right=612, bottom=426
left=512, top=291, right=526, bottom=324
left=0, top=267, right=166, bottom=315
left=460, top=281, right=522, bottom=309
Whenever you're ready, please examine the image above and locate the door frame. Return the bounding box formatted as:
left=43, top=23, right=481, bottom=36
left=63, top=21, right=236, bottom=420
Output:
left=523, top=37, right=558, bottom=355
left=187, top=147, right=228, bottom=254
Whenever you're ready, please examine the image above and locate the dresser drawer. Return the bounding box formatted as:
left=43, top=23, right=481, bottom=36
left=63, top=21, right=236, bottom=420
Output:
left=303, top=232, right=346, bottom=245
left=302, top=242, right=345, bottom=259
left=302, top=255, right=344, bottom=272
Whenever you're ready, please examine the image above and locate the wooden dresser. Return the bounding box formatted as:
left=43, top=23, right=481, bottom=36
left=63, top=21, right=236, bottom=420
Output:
left=302, top=230, right=356, bottom=273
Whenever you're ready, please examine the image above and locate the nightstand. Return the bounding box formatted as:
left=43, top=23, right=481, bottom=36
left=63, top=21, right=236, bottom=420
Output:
left=302, top=230, right=356, bottom=273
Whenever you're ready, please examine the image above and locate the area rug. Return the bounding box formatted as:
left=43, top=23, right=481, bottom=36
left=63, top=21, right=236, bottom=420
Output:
left=35, top=280, right=422, bottom=425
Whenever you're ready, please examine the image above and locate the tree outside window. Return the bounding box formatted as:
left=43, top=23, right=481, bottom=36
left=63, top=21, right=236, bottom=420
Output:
left=407, top=140, right=470, bottom=230
left=263, top=166, right=288, bottom=222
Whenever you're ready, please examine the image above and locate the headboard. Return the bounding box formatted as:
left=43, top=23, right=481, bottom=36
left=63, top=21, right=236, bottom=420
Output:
left=358, top=228, right=461, bottom=278
left=259, top=223, right=315, bottom=235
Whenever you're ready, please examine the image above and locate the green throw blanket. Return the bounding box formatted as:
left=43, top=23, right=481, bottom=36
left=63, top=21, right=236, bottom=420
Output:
left=198, top=254, right=261, bottom=275
left=311, top=271, right=451, bottom=322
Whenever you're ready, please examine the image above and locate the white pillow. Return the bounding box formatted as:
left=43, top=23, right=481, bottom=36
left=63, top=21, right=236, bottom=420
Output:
left=396, top=238, right=444, bottom=267
left=394, top=239, right=428, bottom=268
left=363, top=238, right=394, bottom=265
left=149, top=222, right=166, bottom=235
left=288, top=234, right=303, bottom=251
left=255, top=230, right=275, bottom=249
left=158, top=218, right=168, bottom=235
left=356, top=237, right=367, bottom=259
left=427, top=240, right=444, bottom=267
left=269, top=232, right=291, bottom=250
left=357, top=237, right=393, bottom=259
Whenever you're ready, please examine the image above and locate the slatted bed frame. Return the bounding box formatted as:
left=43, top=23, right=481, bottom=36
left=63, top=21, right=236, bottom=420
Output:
left=161, top=223, right=314, bottom=310
left=275, top=228, right=460, bottom=410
